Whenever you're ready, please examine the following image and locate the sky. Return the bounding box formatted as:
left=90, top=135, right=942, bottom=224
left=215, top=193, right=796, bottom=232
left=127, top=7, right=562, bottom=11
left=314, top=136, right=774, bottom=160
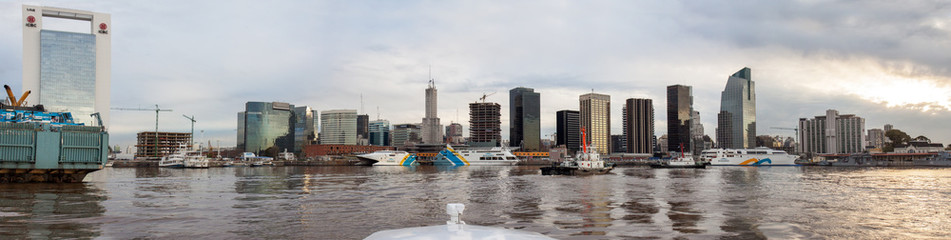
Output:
left=1, top=0, right=950, bottom=150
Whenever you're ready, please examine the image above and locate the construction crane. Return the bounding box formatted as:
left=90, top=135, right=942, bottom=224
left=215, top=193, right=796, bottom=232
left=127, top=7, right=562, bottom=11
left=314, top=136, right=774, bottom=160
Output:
left=771, top=127, right=799, bottom=143
left=478, top=92, right=496, bottom=103
left=112, top=105, right=173, bottom=157
left=183, top=115, right=196, bottom=147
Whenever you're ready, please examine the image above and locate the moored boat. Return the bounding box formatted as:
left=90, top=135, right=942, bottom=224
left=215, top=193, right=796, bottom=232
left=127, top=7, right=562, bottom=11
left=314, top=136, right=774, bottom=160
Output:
left=433, top=145, right=520, bottom=166
left=541, top=127, right=614, bottom=175
left=158, top=147, right=186, bottom=168
left=356, top=150, right=418, bottom=166
left=650, top=143, right=706, bottom=169
left=0, top=87, right=108, bottom=183
left=700, top=147, right=798, bottom=166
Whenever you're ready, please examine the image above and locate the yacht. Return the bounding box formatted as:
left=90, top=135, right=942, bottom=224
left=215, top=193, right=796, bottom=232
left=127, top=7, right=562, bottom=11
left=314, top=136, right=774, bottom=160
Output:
left=700, top=148, right=798, bottom=166
left=158, top=148, right=186, bottom=168
left=433, top=145, right=520, bottom=166
left=237, top=152, right=273, bottom=167
left=184, top=154, right=210, bottom=168
left=356, top=150, right=418, bottom=166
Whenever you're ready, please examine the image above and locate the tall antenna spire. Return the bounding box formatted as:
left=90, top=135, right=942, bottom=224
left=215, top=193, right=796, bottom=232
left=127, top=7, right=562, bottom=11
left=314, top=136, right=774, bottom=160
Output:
left=377, top=106, right=380, bottom=120
left=360, top=93, right=364, bottom=114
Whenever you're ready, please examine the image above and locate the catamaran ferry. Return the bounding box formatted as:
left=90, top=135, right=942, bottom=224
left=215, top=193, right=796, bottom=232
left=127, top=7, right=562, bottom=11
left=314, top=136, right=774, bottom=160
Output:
left=433, top=145, right=520, bottom=166
left=356, top=151, right=418, bottom=166
left=700, top=148, right=799, bottom=166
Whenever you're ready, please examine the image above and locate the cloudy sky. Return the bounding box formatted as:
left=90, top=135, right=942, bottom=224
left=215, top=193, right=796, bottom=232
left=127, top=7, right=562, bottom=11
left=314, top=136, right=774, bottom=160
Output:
left=1, top=0, right=950, bottom=150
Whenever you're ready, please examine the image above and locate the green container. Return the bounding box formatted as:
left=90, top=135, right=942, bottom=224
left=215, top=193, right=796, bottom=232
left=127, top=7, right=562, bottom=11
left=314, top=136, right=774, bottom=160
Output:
left=0, top=122, right=108, bottom=183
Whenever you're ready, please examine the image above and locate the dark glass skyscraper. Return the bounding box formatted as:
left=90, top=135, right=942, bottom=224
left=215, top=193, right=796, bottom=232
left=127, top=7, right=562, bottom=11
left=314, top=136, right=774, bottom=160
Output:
left=509, top=87, right=541, bottom=151
left=667, top=85, right=693, bottom=152
left=357, top=114, right=369, bottom=142
left=717, top=67, right=756, bottom=149
left=556, top=110, right=580, bottom=154
left=239, top=102, right=295, bottom=154
left=623, top=98, right=654, bottom=154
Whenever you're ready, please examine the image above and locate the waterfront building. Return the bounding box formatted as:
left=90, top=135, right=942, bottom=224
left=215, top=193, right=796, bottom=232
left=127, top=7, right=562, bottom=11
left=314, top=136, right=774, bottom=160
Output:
left=623, top=98, right=654, bottom=154
left=22, top=5, right=111, bottom=126
left=509, top=87, right=541, bottom=151
left=690, top=110, right=707, bottom=155
left=445, top=122, right=465, bottom=144
left=369, top=120, right=390, bottom=146
left=667, top=85, right=693, bottom=152
left=893, top=140, right=945, bottom=153
left=292, top=106, right=319, bottom=151
left=656, top=134, right=668, bottom=153
left=798, top=109, right=866, bottom=154
left=469, top=102, right=502, bottom=147
left=357, top=114, right=369, bottom=145
left=135, top=132, right=190, bottom=159
left=556, top=110, right=581, bottom=154
left=867, top=128, right=885, bottom=149
left=239, top=102, right=298, bottom=154
left=320, top=109, right=358, bottom=145
left=421, top=79, right=444, bottom=144
left=580, top=93, right=611, bottom=154
left=716, top=67, right=756, bottom=149
left=391, top=123, right=421, bottom=148
left=611, top=135, right=626, bottom=153
left=303, top=144, right=394, bottom=157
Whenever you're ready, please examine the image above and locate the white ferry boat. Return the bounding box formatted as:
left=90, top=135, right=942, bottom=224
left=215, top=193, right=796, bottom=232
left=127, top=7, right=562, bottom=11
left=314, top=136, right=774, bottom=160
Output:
left=700, top=148, right=798, bottom=166
left=158, top=148, right=186, bottom=168
left=356, top=150, right=418, bottom=166
left=434, top=145, right=520, bottom=166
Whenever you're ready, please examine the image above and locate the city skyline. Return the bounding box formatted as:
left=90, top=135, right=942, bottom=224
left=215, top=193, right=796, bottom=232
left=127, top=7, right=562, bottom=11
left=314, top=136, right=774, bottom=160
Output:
left=1, top=1, right=949, bottom=148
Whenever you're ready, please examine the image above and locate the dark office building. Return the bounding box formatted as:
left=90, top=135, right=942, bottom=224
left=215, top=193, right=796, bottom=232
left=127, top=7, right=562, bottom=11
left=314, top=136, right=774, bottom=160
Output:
left=556, top=110, right=580, bottom=154
left=667, top=85, right=693, bottom=152
left=611, top=135, right=626, bottom=153
left=357, top=114, right=369, bottom=142
left=623, top=98, right=654, bottom=154
left=509, top=87, right=541, bottom=151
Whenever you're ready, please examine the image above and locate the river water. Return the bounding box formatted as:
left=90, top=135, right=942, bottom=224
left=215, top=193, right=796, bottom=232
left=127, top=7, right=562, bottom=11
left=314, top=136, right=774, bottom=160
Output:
left=1, top=166, right=950, bottom=239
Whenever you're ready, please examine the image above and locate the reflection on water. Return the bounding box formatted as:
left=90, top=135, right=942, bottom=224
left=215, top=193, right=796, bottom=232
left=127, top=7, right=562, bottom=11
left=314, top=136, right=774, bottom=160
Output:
left=0, top=184, right=106, bottom=239
left=1, top=166, right=951, bottom=239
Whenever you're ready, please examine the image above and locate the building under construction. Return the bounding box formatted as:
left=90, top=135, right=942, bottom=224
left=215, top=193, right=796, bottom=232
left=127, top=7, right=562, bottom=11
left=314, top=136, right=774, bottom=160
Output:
left=136, top=131, right=191, bottom=159
left=469, top=102, right=501, bottom=147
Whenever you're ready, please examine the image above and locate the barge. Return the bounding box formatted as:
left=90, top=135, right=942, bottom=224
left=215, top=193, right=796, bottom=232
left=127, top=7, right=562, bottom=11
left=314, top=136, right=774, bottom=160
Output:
left=0, top=87, right=107, bottom=183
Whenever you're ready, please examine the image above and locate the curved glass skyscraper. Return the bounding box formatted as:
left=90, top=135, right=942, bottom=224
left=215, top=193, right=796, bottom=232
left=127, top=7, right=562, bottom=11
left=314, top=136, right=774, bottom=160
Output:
left=716, top=67, right=756, bottom=149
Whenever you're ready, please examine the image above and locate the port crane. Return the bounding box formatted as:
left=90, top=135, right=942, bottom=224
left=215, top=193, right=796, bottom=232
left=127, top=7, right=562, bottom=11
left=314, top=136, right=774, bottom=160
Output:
left=111, top=105, right=173, bottom=157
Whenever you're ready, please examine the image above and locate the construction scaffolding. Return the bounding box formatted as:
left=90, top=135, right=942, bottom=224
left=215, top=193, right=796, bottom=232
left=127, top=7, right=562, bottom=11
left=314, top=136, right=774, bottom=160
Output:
left=136, top=131, right=191, bottom=159
left=469, top=102, right=501, bottom=147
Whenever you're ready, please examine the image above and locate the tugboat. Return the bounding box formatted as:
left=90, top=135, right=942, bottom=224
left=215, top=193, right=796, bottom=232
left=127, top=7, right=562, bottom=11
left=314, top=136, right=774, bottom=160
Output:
left=649, top=143, right=706, bottom=169
left=541, top=128, right=614, bottom=175
left=0, top=85, right=108, bottom=183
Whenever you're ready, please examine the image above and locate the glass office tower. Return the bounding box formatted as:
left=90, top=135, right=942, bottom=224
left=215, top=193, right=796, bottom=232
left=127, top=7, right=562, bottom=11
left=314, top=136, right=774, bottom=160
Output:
left=717, top=67, right=756, bottom=149
left=509, top=87, right=540, bottom=151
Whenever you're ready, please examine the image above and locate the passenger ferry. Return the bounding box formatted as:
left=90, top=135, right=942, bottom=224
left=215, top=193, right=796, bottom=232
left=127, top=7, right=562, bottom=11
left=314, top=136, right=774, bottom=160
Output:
left=356, top=150, right=418, bottom=166
left=433, top=145, right=520, bottom=166
left=700, top=148, right=799, bottom=166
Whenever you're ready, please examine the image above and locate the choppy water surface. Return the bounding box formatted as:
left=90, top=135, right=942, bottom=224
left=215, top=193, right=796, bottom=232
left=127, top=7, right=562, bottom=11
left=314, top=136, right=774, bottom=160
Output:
left=2, top=166, right=951, bottom=239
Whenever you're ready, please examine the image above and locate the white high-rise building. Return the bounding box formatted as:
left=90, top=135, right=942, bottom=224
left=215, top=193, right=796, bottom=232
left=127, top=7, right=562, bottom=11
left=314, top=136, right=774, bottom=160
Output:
left=320, top=110, right=358, bottom=145
left=798, top=109, right=866, bottom=154
left=22, top=5, right=111, bottom=126
left=421, top=79, right=443, bottom=144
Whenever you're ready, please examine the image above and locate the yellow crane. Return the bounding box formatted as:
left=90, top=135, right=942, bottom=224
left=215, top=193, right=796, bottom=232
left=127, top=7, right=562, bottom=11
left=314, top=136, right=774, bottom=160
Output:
left=3, top=85, right=31, bottom=107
